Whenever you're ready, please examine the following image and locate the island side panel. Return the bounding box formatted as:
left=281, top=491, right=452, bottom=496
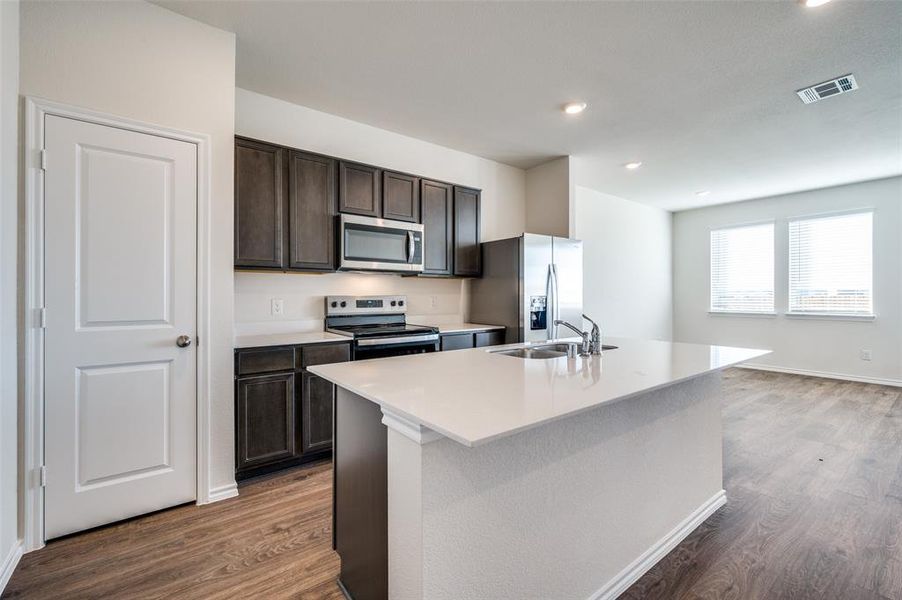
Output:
left=334, top=388, right=388, bottom=600
left=407, top=373, right=724, bottom=600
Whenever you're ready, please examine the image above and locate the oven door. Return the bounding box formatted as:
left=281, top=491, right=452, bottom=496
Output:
left=352, top=333, right=439, bottom=360
left=339, top=214, right=424, bottom=273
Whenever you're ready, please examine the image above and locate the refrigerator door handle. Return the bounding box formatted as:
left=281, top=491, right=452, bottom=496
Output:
left=551, top=263, right=560, bottom=337
left=545, top=263, right=554, bottom=340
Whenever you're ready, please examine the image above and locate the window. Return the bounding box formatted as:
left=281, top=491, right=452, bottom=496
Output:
left=710, top=223, right=774, bottom=313
left=788, top=211, right=873, bottom=315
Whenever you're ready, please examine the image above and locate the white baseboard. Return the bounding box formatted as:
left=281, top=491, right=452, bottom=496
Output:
left=0, top=540, right=24, bottom=594
left=738, top=363, right=902, bottom=388
left=205, top=482, right=239, bottom=504
left=588, top=490, right=727, bottom=600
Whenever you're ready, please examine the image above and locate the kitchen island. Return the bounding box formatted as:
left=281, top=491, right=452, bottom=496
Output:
left=309, top=337, right=768, bottom=600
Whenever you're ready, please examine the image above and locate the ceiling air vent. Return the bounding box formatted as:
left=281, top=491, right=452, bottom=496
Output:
left=796, top=74, right=858, bottom=104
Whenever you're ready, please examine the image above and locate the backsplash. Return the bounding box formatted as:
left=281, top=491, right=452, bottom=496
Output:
left=234, top=271, right=467, bottom=336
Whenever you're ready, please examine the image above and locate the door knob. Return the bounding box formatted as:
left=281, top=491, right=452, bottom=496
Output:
left=176, top=335, right=192, bottom=348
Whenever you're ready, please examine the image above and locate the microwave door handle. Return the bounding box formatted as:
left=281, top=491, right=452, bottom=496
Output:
left=407, top=231, right=415, bottom=263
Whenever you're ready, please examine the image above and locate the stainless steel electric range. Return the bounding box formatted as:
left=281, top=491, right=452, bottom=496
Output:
left=324, top=295, right=439, bottom=360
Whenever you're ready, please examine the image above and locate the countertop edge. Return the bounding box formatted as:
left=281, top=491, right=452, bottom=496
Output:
left=234, top=332, right=349, bottom=349
left=308, top=345, right=770, bottom=447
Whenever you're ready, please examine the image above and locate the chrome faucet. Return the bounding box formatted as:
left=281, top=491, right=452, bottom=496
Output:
left=553, top=320, right=591, bottom=357
left=554, top=315, right=602, bottom=357
left=582, top=314, right=602, bottom=355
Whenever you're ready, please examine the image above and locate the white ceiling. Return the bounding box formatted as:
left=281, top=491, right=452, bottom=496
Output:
left=156, top=0, right=902, bottom=211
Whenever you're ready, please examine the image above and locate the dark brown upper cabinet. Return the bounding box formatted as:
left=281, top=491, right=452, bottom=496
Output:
left=338, top=161, right=381, bottom=217
left=288, top=151, right=336, bottom=271
left=453, top=186, right=481, bottom=277
left=234, top=138, right=285, bottom=269
left=420, top=179, right=453, bottom=276
left=382, top=171, right=420, bottom=222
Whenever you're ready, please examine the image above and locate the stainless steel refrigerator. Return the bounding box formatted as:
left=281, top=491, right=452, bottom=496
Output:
left=470, top=233, right=583, bottom=344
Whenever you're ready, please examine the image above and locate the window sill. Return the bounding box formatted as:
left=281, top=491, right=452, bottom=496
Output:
left=784, top=312, right=876, bottom=322
left=708, top=311, right=777, bottom=317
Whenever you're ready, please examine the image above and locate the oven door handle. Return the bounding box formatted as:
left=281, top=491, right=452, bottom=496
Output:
left=356, top=333, right=439, bottom=347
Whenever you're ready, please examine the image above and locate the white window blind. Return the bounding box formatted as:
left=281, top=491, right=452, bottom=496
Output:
left=788, top=211, right=873, bottom=315
left=710, top=223, right=774, bottom=313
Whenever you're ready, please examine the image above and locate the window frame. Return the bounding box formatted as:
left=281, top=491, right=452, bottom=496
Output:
left=785, top=207, right=876, bottom=320
left=708, top=219, right=777, bottom=316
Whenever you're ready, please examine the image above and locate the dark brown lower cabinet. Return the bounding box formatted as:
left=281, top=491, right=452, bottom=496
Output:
left=440, top=333, right=475, bottom=351
left=300, top=372, right=334, bottom=454
left=235, top=342, right=349, bottom=480
left=440, top=329, right=504, bottom=351
left=236, top=372, right=297, bottom=473
left=475, top=330, right=505, bottom=347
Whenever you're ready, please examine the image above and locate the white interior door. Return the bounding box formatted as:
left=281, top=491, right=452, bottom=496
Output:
left=43, top=114, right=197, bottom=539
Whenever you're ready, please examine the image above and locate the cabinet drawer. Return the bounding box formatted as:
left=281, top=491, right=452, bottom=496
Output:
left=236, top=347, right=295, bottom=376
left=475, top=330, right=505, bottom=348
left=300, top=343, right=351, bottom=369
left=440, top=333, right=475, bottom=352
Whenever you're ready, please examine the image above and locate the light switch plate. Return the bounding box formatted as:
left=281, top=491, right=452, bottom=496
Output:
left=271, top=298, right=284, bottom=316
left=859, top=349, right=872, bottom=361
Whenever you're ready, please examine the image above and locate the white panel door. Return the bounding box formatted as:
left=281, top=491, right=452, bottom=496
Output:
left=44, top=115, right=197, bottom=539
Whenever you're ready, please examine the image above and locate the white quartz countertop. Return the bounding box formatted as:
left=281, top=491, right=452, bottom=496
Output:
left=309, top=337, right=769, bottom=447
left=427, top=323, right=504, bottom=334
left=234, top=331, right=348, bottom=349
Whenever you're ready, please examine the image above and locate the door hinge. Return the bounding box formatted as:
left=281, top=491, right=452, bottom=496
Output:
left=39, top=466, right=47, bottom=487
left=36, top=307, right=46, bottom=329
left=39, top=149, right=48, bottom=171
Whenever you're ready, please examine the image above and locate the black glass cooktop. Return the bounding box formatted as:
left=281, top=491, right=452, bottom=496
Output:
left=327, top=323, right=438, bottom=339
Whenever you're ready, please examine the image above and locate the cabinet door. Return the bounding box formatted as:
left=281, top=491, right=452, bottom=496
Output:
left=453, top=186, right=481, bottom=277
left=441, top=333, right=475, bottom=351
left=338, top=161, right=381, bottom=217
left=234, top=138, right=285, bottom=268
left=288, top=150, right=336, bottom=271
left=300, top=372, right=335, bottom=454
left=475, top=330, right=505, bottom=348
left=236, top=372, right=298, bottom=473
left=420, top=179, right=453, bottom=276
left=382, top=171, right=419, bottom=222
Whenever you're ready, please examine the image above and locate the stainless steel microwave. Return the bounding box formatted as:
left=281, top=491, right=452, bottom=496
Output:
left=338, top=214, right=424, bottom=273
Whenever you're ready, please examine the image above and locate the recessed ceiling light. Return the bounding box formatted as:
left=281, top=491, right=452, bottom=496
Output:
left=624, top=161, right=642, bottom=170
left=563, top=102, right=587, bottom=115
left=695, top=190, right=711, bottom=197
left=802, top=0, right=831, bottom=7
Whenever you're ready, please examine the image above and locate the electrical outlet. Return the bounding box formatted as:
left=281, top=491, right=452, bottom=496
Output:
left=859, top=349, right=872, bottom=361
left=271, top=298, right=284, bottom=316
left=430, top=295, right=438, bottom=308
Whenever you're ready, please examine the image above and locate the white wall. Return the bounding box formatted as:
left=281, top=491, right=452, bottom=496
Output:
left=574, top=185, right=673, bottom=341
left=673, top=177, right=902, bottom=384
left=0, top=0, right=20, bottom=588
left=19, top=0, right=237, bottom=497
left=234, top=88, right=527, bottom=333
left=525, top=157, right=572, bottom=237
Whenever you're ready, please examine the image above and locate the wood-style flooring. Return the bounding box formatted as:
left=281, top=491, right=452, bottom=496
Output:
left=4, top=368, right=901, bottom=599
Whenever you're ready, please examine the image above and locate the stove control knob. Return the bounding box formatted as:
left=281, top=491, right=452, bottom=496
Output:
left=330, top=301, right=338, bottom=308
left=390, top=300, right=397, bottom=307
left=340, top=301, right=347, bottom=308
left=398, top=300, right=405, bottom=306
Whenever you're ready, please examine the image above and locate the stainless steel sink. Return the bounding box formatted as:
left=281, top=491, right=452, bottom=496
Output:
left=492, top=342, right=618, bottom=359
left=492, top=343, right=576, bottom=359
